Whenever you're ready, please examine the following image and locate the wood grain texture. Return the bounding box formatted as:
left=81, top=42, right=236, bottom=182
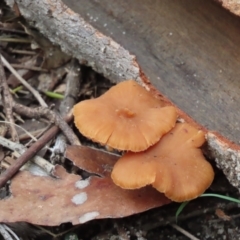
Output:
left=64, top=0, right=240, bottom=145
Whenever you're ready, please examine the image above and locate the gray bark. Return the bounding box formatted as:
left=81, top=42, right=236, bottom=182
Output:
left=5, top=0, right=141, bottom=84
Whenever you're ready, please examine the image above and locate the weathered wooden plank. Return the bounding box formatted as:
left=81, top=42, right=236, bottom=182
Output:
left=64, top=0, right=240, bottom=144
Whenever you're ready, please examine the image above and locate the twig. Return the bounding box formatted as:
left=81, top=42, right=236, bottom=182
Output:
left=8, top=49, right=36, bottom=55
left=0, top=136, right=54, bottom=174
left=0, top=224, right=19, bottom=240
left=0, top=112, right=72, bottom=188
left=0, top=120, right=37, bottom=141
left=0, top=38, right=31, bottom=43
left=35, top=225, right=80, bottom=238
left=15, top=152, right=52, bottom=176
left=5, top=223, right=42, bottom=239
left=13, top=103, right=80, bottom=145
left=25, top=125, right=51, bottom=147
left=59, top=59, right=82, bottom=117
left=170, top=224, right=200, bottom=240
left=0, top=54, right=47, bottom=107
left=9, top=48, right=36, bottom=55
left=0, top=27, right=27, bottom=35
left=0, top=56, right=18, bottom=141
left=10, top=64, right=48, bottom=72
left=51, top=59, right=82, bottom=163
left=1, top=224, right=20, bottom=240
left=18, top=127, right=49, bottom=141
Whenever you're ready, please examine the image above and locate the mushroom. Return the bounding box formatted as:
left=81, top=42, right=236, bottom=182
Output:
left=111, top=122, right=214, bottom=202
left=73, top=80, right=178, bottom=152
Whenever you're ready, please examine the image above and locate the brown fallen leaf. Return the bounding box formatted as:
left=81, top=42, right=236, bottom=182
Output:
left=7, top=57, right=37, bottom=88
left=215, top=208, right=231, bottom=221
left=0, top=146, right=170, bottom=226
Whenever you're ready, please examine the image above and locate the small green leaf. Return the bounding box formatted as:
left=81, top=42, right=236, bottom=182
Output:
left=44, top=91, right=64, bottom=99
left=11, top=85, right=23, bottom=93
left=175, top=193, right=240, bottom=222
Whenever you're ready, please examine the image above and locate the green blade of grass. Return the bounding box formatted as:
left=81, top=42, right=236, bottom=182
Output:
left=11, top=85, right=23, bottom=94
left=200, top=193, right=240, bottom=204
left=44, top=91, right=64, bottom=99
left=175, top=201, right=189, bottom=223
left=175, top=193, right=240, bottom=222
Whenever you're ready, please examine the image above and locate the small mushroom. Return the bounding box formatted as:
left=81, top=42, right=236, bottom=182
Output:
left=73, top=80, right=177, bottom=152
left=111, top=122, right=214, bottom=202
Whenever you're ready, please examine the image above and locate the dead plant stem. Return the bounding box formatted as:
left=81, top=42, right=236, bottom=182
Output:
left=0, top=54, right=47, bottom=107
left=0, top=112, right=73, bottom=188
left=0, top=56, right=18, bottom=141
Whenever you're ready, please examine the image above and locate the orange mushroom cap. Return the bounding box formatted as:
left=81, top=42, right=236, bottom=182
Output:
left=73, top=80, right=178, bottom=152
left=111, top=122, right=214, bottom=202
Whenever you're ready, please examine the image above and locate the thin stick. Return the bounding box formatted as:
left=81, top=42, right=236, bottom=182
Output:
left=51, top=59, right=82, bottom=162
left=0, top=56, right=18, bottom=141
left=10, top=64, right=48, bottom=72
left=14, top=151, right=54, bottom=174
left=2, top=224, right=20, bottom=240
left=0, top=120, right=37, bottom=141
left=0, top=27, right=27, bottom=35
left=9, top=49, right=36, bottom=55
left=19, top=127, right=49, bottom=141
left=13, top=103, right=80, bottom=145
left=0, top=113, right=72, bottom=188
left=0, top=136, right=54, bottom=174
left=0, top=38, right=31, bottom=43
left=171, top=224, right=200, bottom=240
left=0, top=55, right=47, bottom=107
left=0, top=224, right=15, bottom=240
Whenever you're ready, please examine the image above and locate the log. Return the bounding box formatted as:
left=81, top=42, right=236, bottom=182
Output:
left=218, top=0, right=240, bottom=16
left=4, top=0, right=240, bottom=192
left=5, top=0, right=141, bottom=83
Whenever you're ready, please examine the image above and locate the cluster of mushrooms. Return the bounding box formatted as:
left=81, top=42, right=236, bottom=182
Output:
left=73, top=80, right=214, bottom=202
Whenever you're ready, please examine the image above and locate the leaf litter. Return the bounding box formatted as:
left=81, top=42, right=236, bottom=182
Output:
left=0, top=146, right=170, bottom=226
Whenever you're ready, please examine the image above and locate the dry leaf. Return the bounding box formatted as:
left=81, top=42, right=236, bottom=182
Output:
left=215, top=209, right=231, bottom=221
left=0, top=146, right=170, bottom=226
